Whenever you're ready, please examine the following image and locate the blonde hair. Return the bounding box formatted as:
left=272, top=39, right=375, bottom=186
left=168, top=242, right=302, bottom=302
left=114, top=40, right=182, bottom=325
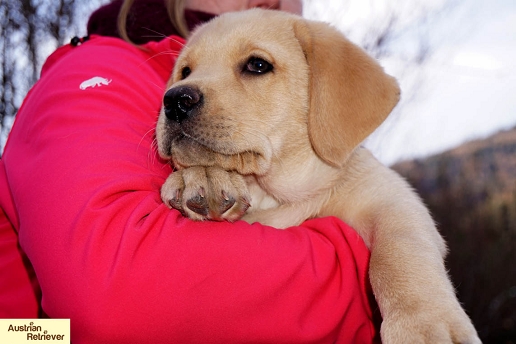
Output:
left=118, top=0, right=189, bottom=44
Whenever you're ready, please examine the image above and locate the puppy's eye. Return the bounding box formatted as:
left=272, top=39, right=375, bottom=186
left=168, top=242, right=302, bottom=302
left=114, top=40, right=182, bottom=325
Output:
left=181, top=66, right=191, bottom=79
left=244, top=57, right=273, bottom=74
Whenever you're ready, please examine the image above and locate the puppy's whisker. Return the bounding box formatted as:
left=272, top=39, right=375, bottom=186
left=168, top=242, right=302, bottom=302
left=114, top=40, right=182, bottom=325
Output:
left=138, top=50, right=183, bottom=91
left=146, top=80, right=168, bottom=92
left=139, top=125, right=157, bottom=145
left=141, top=28, right=187, bottom=48
left=140, top=27, right=167, bottom=41
left=139, top=50, right=181, bottom=69
left=148, top=138, right=158, bottom=167
left=138, top=123, right=160, bottom=167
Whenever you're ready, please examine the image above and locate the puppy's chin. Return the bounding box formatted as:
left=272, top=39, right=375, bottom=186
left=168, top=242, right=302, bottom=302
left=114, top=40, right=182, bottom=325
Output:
left=170, top=135, right=272, bottom=176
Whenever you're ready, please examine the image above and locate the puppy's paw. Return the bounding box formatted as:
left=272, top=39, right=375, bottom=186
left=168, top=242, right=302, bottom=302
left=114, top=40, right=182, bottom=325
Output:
left=161, top=166, right=251, bottom=222
left=381, top=301, right=481, bottom=344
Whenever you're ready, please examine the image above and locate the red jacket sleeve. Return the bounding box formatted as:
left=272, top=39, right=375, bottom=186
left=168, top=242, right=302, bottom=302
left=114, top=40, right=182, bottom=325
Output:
left=0, top=161, right=41, bottom=317
left=1, top=35, right=379, bottom=343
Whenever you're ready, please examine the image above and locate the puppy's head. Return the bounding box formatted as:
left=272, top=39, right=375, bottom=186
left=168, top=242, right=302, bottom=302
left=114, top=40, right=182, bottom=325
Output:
left=156, top=9, right=400, bottom=175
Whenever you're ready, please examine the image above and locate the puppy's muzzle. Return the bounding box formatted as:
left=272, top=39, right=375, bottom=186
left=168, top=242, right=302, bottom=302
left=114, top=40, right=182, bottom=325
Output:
left=163, top=85, right=203, bottom=123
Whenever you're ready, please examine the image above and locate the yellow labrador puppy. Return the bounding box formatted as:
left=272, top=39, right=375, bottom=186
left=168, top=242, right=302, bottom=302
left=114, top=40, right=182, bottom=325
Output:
left=156, top=9, right=480, bottom=343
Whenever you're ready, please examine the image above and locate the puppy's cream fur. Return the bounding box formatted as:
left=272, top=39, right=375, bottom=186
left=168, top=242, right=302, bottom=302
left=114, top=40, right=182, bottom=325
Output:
left=156, top=9, right=480, bottom=343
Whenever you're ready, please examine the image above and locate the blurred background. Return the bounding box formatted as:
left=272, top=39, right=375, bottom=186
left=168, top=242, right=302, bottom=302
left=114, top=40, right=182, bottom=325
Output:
left=1, top=0, right=515, bottom=342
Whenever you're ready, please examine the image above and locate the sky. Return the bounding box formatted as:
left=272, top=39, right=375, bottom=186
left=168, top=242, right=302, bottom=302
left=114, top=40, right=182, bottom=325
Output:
left=305, top=0, right=516, bottom=165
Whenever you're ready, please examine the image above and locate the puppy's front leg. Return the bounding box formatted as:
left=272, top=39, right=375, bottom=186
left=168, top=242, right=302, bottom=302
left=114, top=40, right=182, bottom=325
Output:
left=324, top=149, right=480, bottom=344
left=161, top=166, right=251, bottom=222
left=241, top=176, right=329, bottom=228
left=242, top=204, right=313, bottom=229
left=366, top=206, right=479, bottom=344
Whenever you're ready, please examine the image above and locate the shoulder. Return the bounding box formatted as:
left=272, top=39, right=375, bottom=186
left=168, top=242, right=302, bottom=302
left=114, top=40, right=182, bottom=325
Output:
left=41, top=35, right=185, bottom=82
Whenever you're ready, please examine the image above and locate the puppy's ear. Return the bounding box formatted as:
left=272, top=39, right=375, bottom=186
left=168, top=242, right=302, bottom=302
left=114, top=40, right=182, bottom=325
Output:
left=294, top=20, right=400, bottom=167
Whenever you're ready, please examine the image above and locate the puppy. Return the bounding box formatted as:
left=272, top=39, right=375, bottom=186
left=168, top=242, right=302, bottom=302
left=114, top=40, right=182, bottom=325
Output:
left=156, top=9, right=480, bottom=343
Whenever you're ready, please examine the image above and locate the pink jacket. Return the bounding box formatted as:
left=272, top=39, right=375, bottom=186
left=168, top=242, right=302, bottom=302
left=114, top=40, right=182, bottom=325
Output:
left=0, top=35, right=379, bottom=343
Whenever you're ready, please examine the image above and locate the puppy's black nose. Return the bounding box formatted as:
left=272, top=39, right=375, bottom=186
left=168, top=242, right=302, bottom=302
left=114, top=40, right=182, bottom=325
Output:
left=163, top=86, right=203, bottom=123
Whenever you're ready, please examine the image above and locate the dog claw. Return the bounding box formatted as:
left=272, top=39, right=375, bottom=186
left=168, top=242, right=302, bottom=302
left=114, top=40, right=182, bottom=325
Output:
left=168, top=189, right=183, bottom=211
left=222, top=190, right=230, bottom=201
left=242, top=197, right=251, bottom=209
left=220, top=194, right=236, bottom=214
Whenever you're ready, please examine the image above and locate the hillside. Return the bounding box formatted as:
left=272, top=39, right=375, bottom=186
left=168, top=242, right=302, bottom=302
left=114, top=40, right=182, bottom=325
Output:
left=393, top=127, right=516, bottom=344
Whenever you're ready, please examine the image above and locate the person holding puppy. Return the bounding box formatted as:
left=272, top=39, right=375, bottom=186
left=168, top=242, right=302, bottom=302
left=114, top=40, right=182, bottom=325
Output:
left=0, top=1, right=379, bottom=343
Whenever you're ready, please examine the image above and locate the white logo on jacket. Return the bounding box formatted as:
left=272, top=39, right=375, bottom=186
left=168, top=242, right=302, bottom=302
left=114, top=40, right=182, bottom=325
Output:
left=80, top=76, right=112, bottom=90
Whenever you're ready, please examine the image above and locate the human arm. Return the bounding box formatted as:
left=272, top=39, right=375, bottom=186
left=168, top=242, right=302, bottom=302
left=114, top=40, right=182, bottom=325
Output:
left=1, top=36, right=377, bottom=343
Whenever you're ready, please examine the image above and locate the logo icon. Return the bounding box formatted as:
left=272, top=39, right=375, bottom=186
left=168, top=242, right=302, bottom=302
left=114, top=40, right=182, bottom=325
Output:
left=80, top=76, right=112, bottom=90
